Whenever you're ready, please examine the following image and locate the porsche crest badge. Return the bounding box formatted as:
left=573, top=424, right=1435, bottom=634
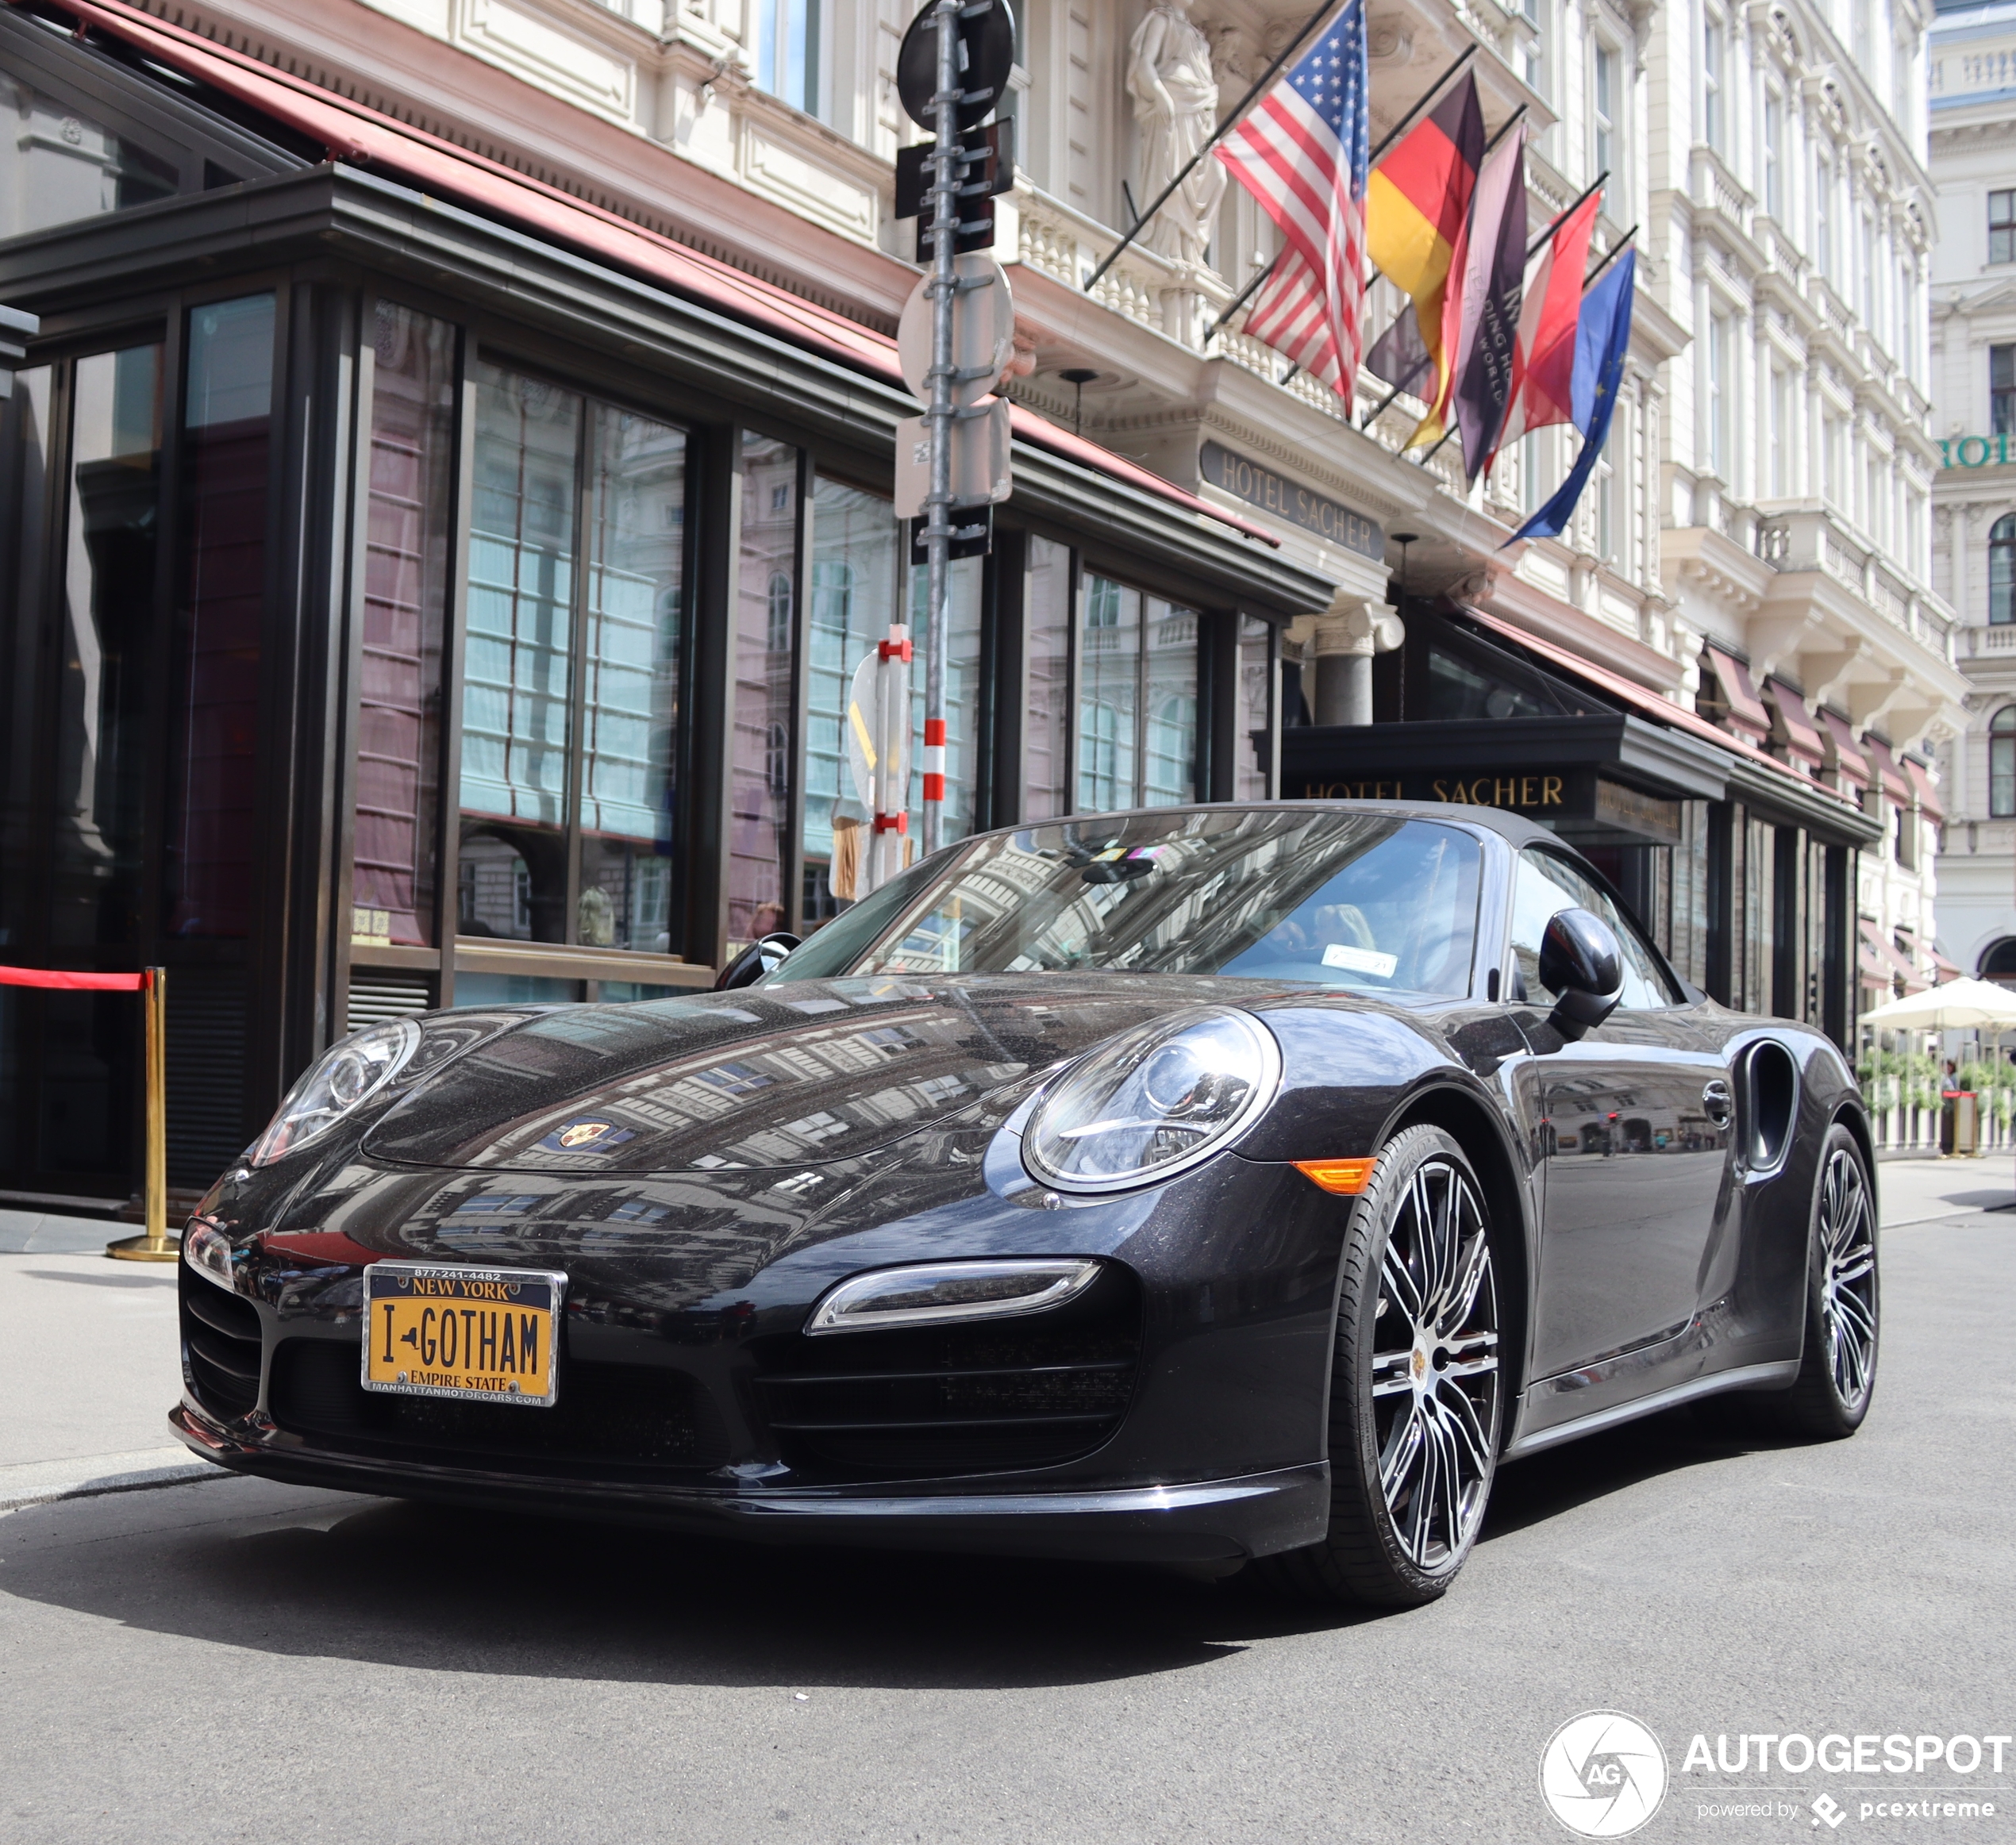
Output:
left=536, top=1118, right=636, bottom=1154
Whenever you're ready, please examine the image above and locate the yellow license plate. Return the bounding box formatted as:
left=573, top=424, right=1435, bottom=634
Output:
left=361, top=1263, right=566, bottom=1407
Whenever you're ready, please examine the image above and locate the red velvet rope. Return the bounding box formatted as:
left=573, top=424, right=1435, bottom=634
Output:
left=0, top=967, right=151, bottom=990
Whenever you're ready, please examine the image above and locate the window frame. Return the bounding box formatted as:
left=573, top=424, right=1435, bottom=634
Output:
left=1989, top=188, right=2015, bottom=267
left=1991, top=515, right=2016, bottom=628
left=1990, top=706, right=2016, bottom=819
left=1507, top=845, right=1685, bottom=1009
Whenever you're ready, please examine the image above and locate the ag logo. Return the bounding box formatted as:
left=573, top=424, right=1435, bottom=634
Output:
left=1539, top=1711, right=1668, bottom=1838
left=537, top=1119, right=637, bottom=1154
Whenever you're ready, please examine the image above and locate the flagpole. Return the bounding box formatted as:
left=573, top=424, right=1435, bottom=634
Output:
left=1583, top=224, right=1638, bottom=289
left=1201, top=44, right=1479, bottom=350
left=1527, top=171, right=1606, bottom=260
left=1359, top=352, right=1432, bottom=427
left=1083, top=0, right=1344, bottom=294
left=1368, top=43, right=1479, bottom=163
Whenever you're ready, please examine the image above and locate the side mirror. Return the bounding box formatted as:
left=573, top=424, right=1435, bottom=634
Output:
left=1538, top=907, right=1622, bottom=1040
left=714, top=932, right=802, bottom=991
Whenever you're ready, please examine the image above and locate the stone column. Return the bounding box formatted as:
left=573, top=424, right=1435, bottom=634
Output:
left=1310, top=598, right=1403, bottom=726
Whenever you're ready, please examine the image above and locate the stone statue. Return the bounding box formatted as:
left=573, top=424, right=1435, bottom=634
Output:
left=1127, top=0, right=1227, bottom=267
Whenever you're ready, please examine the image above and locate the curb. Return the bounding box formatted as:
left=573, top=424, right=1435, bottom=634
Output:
left=0, top=1449, right=228, bottom=1513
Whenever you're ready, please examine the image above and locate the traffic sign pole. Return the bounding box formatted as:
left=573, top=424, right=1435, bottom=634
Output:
left=920, top=0, right=959, bottom=857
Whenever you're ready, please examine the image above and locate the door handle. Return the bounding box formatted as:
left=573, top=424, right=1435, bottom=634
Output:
left=1702, top=1078, right=1733, bottom=1126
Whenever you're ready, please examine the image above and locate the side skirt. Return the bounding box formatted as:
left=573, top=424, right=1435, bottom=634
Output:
left=1499, top=1360, right=1801, bottom=1460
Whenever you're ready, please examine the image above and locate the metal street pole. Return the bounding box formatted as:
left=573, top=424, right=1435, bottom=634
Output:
left=920, top=0, right=960, bottom=858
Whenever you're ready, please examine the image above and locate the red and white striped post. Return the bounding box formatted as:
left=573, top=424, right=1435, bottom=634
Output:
left=921, top=716, right=946, bottom=832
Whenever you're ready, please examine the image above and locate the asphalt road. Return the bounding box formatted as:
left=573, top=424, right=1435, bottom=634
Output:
left=1, top=1169, right=2010, bottom=1844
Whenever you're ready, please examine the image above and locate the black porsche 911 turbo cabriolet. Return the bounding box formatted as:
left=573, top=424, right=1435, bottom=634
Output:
left=171, top=801, right=1878, bottom=1606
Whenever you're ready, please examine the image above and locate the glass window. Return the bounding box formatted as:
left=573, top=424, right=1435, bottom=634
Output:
left=1992, top=345, right=2015, bottom=439
left=1992, top=190, right=2016, bottom=267
left=804, top=477, right=900, bottom=918
left=1992, top=708, right=2016, bottom=819
left=731, top=432, right=798, bottom=949
left=1702, top=12, right=1724, bottom=154
left=1991, top=514, right=2015, bottom=627
left=1593, top=44, right=1616, bottom=182
left=1078, top=575, right=1137, bottom=812
left=778, top=810, right=1482, bottom=997
left=354, top=304, right=454, bottom=949
left=0, top=80, right=176, bottom=240
left=1024, top=536, right=1072, bottom=820
left=908, top=554, right=983, bottom=840
left=1236, top=615, right=1274, bottom=801
left=1078, top=575, right=1198, bottom=810
left=1763, top=91, right=1783, bottom=219
left=0, top=364, right=55, bottom=951
left=166, top=293, right=274, bottom=940
left=579, top=408, right=687, bottom=952
left=753, top=0, right=818, bottom=114
left=51, top=341, right=161, bottom=947
left=462, top=363, right=580, bottom=943
left=1706, top=313, right=1729, bottom=478
left=1814, top=148, right=1833, bottom=279
left=1508, top=848, right=1676, bottom=1009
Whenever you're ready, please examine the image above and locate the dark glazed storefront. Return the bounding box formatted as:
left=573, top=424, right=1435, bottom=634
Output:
left=1283, top=609, right=1880, bottom=1050
left=0, top=2, right=1329, bottom=1202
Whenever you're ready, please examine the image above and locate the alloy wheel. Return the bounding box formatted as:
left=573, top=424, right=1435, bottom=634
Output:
left=1817, top=1143, right=1877, bottom=1409
left=1369, top=1158, right=1500, bottom=1571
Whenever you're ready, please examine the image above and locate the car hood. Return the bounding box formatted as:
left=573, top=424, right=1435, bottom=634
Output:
left=361, top=973, right=1310, bottom=1174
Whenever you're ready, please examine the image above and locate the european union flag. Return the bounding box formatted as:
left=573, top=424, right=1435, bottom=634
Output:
left=1506, top=248, right=1637, bottom=546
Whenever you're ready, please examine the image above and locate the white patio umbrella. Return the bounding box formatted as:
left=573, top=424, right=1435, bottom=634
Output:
left=1862, top=978, right=2016, bottom=1190
left=1860, top=978, right=2016, bottom=1031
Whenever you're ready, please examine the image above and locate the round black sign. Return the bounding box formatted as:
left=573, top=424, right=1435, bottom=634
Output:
left=896, top=0, right=1015, bottom=133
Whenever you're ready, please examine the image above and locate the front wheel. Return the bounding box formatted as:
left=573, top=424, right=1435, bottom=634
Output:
left=1262, top=1125, right=1502, bottom=1607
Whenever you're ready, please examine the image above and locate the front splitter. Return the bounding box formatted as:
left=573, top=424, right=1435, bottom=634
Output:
left=169, top=1403, right=1329, bottom=1563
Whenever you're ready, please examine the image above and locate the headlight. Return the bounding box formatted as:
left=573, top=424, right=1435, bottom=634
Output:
left=247, top=1017, right=421, bottom=1166
left=1022, top=1009, right=1281, bottom=1193
left=183, top=1219, right=236, bottom=1290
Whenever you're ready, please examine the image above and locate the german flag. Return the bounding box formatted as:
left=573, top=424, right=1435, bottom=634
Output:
left=1364, top=73, right=1483, bottom=440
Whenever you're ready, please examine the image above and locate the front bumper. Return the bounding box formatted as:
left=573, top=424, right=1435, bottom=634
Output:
left=170, top=1402, right=1329, bottom=1562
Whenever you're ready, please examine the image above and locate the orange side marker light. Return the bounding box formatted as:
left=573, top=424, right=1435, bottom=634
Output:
left=1293, top=1157, right=1378, bottom=1195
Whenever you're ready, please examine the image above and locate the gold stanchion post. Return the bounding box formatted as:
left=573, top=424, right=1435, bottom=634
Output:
left=108, top=967, right=176, bottom=1263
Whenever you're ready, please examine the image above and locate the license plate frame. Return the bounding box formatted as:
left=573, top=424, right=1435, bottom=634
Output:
left=360, top=1262, right=567, bottom=1408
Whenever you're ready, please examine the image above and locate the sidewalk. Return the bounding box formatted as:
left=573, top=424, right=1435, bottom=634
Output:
left=0, top=1221, right=220, bottom=1511
left=1873, top=1154, right=2015, bottom=1228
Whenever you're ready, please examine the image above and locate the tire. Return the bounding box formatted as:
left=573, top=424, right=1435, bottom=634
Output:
left=1695, top=1121, right=1879, bottom=1441
left=1262, top=1124, right=1503, bottom=1608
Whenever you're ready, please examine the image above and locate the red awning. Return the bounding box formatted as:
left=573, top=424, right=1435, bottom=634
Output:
left=1935, top=951, right=1962, bottom=982
left=24, top=0, right=1279, bottom=550
left=1818, top=710, right=1870, bottom=791
left=1763, top=677, right=1826, bottom=773
left=1860, top=920, right=1928, bottom=994
left=1862, top=735, right=1912, bottom=805
left=1702, top=647, right=1772, bottom=744
left=1905, top=756, right=1945, bottom=823
left=1457, top=607, right=1855, bottom=803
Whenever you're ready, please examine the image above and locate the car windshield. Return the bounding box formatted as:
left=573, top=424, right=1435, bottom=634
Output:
left=772, top=810, right=1483, bottom=997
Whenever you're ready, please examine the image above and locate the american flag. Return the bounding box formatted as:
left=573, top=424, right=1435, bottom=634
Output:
left=1216, top=0, right=1371, bottom=405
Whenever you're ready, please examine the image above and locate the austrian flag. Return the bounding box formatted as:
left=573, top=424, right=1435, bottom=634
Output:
left=1215, top=0, right=1371, bottom=406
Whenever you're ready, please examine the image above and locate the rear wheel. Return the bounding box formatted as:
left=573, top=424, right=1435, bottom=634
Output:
left=1779, top=1124, right=1879, bottom=1436
left=1263, top=1125, right=1502, bottom=1607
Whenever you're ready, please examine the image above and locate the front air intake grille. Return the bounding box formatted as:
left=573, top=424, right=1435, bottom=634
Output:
left=752, top=1263, right=1144, bottom=1479
left=179, top=1266, right=264, bottom=1420
left=267, top=1338, right=730, bottom=1476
